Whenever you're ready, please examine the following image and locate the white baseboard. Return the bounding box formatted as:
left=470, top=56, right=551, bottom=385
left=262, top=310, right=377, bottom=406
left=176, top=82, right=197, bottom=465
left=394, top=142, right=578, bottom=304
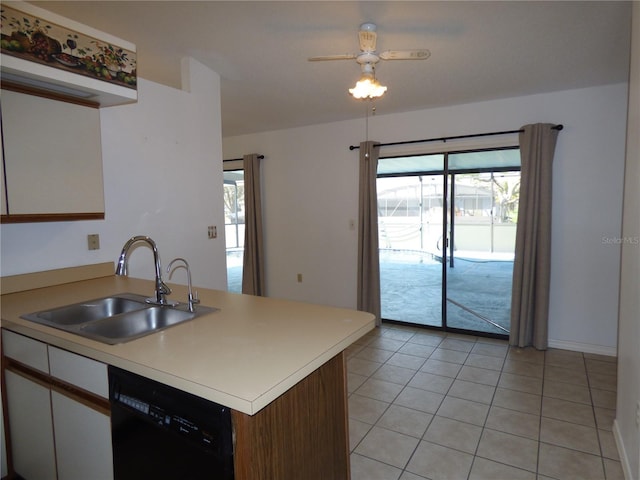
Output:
left=547, top=338, right=617, bottom=357
left=613, top=419, right=635, bottom=480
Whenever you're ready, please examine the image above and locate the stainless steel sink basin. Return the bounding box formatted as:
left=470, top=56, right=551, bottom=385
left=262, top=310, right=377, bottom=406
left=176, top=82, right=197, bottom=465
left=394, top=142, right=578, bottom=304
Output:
left=24, top=293, right=149, bottom=326
left=79, top=305, right=214, bottom=344
left=21, top=293, right=217, bottom=344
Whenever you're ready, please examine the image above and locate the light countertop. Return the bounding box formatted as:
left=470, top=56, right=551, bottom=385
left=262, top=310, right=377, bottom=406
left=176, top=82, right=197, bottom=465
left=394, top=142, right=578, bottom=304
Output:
left=1, top=276, right=375, bottom=415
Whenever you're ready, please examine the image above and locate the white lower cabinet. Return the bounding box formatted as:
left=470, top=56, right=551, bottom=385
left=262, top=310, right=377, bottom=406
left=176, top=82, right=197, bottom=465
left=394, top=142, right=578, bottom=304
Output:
left=4, top=370, right=57, bottom=479
left=2, top=331, right=113, bottom=480
left=51, top=390, right=113, bottom=480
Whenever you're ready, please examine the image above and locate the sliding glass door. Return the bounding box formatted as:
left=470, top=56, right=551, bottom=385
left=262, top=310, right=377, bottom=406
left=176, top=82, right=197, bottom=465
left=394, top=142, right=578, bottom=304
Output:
left=378, top=148, right=520, bottom=337
left=445, top=170, right=518, bottom=335
left=378, top=173, right=444, bottom=327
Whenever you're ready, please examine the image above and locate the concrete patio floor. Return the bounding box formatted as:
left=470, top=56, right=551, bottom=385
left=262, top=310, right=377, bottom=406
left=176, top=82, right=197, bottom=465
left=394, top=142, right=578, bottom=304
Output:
left=381, top=249, right=512, bottom=336
left=227, top=248, right=513, bottom=337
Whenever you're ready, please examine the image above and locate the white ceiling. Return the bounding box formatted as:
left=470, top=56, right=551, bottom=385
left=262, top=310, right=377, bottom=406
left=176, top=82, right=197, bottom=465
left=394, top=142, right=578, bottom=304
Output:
left=32, top=1, right=632, bottom=137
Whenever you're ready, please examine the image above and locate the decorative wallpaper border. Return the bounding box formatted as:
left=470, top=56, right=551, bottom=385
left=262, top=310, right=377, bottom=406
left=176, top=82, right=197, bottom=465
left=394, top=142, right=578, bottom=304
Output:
left=1, top=4, right=136, bottom=90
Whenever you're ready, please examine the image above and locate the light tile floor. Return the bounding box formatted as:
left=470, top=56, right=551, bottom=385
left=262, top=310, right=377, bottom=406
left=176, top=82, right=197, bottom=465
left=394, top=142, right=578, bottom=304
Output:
left=346, top=324, right=622, bottom=480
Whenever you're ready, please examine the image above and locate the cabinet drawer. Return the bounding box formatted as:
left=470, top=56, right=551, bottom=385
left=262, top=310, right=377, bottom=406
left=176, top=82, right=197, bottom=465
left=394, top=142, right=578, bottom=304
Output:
left=49, top=346, right=108, bottom=399
left=2, top=330, right=49, bottom=373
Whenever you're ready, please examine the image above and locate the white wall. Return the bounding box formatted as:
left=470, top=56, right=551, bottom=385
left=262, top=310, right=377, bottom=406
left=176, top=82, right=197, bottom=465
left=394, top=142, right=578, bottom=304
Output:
left=614, top=3, right=640, bottom=479
left=225, top=121, right=361, bottom=308
left=0, top=58, right=227, bottom=291
left=224, top=82, right=629, bottom=354
left=0, top=67, right=627, bottom=355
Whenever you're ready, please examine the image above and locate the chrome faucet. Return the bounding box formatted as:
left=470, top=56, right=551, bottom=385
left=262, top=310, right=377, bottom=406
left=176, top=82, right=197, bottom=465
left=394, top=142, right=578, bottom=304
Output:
left=167, top=257, right=200, bottom=312
left=115, top=236, right=177, bottom=306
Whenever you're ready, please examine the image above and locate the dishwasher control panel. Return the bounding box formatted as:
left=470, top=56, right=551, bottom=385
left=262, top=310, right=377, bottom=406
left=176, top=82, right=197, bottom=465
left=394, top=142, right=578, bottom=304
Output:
left=113, top=389, right=218, bottom=450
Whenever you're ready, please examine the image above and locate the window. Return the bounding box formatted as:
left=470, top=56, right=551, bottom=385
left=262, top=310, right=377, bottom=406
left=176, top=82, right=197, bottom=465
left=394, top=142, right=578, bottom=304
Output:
left=224, top=169, right=244, bottom=293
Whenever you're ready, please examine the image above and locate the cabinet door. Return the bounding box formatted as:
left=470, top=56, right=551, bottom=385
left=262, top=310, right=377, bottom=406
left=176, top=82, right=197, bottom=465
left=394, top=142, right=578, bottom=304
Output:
left=4, top=370, right=57, bottom=480
left=51, top=390, right=114, bottom=480
left=1, top=89, right=104, bottom=217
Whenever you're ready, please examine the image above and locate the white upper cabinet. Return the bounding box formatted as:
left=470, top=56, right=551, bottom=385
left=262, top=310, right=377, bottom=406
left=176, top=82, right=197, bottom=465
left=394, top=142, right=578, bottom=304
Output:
left=1, top=88, right=105, bottom=221
left=0, top=1, right=137, bottom=223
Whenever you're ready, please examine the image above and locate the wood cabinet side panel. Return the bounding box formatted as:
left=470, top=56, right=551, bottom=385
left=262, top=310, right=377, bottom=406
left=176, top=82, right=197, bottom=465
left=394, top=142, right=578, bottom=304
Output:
left=232, top=352, right=350, bottom=480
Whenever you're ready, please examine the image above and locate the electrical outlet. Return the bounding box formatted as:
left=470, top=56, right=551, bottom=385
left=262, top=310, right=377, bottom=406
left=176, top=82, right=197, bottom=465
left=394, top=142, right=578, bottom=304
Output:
left=207, top=226, right=217, bottom=239
left=87, top=234, right=100, bottom=250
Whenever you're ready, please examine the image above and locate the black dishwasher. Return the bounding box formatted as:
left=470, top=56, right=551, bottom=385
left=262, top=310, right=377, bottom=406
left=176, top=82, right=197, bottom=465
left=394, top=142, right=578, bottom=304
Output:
left=108, top=366, right=234, bottom=480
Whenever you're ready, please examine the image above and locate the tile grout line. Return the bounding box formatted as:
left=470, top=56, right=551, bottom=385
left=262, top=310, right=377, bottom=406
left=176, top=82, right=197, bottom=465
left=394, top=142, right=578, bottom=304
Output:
left=536, top=347, right=548, bottom=479
left=465, top=338, right=501, bottom=480
left=394, top=329, right=441, bottom=477
left=584, top=349, right=611, bottom=480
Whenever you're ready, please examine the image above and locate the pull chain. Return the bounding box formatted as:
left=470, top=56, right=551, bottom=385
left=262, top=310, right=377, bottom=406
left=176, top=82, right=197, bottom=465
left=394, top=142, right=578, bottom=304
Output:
left=365, top=100, right=369, bottom=144
left=364, top=99, right=377, bottom=158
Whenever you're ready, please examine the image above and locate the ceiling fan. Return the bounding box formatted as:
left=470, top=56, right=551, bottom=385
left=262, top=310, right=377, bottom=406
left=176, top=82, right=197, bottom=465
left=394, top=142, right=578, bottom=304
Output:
left=308, top=23, right=430, bottom=99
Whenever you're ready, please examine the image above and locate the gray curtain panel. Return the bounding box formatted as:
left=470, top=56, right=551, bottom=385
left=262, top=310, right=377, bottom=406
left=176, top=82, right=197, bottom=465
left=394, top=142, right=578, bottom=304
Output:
left=510, top=124, right=559, bottom=349
left=357, top=141, right=382, bottom=325
left=242, top=153, right=265, bottom=296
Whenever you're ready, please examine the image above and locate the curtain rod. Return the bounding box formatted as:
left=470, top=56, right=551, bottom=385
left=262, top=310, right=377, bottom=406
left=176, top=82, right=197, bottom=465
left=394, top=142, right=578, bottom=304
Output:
left=348, top=124, right=563, bottom=151
left=223, top=154, right=264, bottom=162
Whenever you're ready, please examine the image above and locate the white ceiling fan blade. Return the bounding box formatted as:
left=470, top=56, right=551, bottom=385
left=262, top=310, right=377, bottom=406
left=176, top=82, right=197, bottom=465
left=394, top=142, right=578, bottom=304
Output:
left=379, top=49, right=431, bottom=60
left=308, top=54, right=358, bottom=61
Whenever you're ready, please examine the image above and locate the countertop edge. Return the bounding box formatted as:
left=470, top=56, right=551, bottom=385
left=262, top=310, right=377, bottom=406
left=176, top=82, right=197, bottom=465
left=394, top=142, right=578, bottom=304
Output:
left=1, top=277, right=376, bottom=415
left=246, top=320, right=375, bottom=414
left=1, top=318, right=375, bottom=415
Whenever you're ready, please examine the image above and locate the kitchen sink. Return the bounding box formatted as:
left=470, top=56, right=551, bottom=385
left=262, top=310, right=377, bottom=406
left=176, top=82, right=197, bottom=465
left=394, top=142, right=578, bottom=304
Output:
left=24, top=293, right=149, bottom=326
left=80, top=305, right=212, bottom=343
left=21, top=293, right=217, bottom=344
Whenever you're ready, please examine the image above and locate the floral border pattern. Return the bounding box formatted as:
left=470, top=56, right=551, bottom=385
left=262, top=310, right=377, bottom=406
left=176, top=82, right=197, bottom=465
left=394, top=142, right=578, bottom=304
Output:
left=1, top=5, right=136, bottom=90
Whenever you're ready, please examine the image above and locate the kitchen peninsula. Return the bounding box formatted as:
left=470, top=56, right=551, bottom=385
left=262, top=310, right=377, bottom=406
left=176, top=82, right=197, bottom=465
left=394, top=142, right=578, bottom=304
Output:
left=1, top=263, right=375, bottom=479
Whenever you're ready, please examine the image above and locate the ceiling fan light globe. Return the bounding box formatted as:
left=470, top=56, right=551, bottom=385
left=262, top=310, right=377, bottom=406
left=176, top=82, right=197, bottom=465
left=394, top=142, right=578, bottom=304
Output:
left=349, top=77, right=387, bottom=99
